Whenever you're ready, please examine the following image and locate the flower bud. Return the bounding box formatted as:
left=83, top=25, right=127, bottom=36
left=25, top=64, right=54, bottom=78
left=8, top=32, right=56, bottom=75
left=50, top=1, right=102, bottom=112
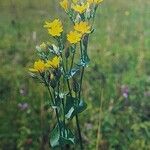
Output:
left=72, top=78, right=80, bottom=93
left=65, top=47, right=70, bottom=58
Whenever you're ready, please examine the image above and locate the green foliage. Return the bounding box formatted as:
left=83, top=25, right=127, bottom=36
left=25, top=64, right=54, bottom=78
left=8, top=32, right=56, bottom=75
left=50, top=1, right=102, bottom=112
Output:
left=50, top=122, right=75, bottom=148
left=65, top=96, right=87, bottom=119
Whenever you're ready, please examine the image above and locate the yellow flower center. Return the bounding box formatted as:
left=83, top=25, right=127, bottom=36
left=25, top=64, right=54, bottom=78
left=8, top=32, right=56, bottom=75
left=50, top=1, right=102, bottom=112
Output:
left=29, top=60, right=45, bottom=73
left=60, top=0, right=69, bottom=11
left=45, top=56, right=61, bottom=69
left=72, top=3, right=88, bottom=14
left=74, top=21, right=91, bottom=35
left=67, top=31, right=82, bottom=44
left=44, top=19, right=63, bottom=37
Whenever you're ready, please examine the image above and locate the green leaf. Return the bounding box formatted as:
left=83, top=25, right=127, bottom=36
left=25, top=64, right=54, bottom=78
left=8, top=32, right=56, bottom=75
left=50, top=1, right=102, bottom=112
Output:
left=65, top=66, right=80, bottom=79
left=60, top=127, right=75, bottom=145
left=78, top=56, right=90, bottom=67
left=50, top=124, right=60, bottom=147
left=65, top=96, right=75, bottom=119
left=65, top=96, right=87, bottom=119
left=50, top=123, right=75, bottom=148
left=51, top=96, right=61, bottom=109
left=65, top=107, right=75, bottom=119
left=76, top=100, right=87, bottom=114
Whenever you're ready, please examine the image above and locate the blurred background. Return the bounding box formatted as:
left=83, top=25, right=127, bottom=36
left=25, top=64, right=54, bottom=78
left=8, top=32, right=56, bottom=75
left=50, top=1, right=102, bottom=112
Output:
left=0, top=0, right=150, bottom=149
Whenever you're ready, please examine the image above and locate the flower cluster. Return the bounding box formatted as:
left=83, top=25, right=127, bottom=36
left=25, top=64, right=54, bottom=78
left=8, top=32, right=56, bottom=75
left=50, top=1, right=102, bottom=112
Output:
left=72, top=3, right=88, bottom=14
left=29, top=56, right=60, bottom=73
left=28, top=0, right=103, bottom=149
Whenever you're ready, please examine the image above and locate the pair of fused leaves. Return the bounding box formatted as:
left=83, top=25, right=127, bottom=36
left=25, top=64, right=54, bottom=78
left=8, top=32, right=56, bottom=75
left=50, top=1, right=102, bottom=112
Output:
left=65, top=57, right=90, bottom=79
left=50, top=122, right=75, bottom=148
left=50, top=96, right=87, bottom=148
left=65, top=96, right=87, bottom=119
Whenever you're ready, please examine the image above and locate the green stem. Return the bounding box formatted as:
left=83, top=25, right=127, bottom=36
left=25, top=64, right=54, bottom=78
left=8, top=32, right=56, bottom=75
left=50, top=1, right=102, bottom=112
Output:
left=75, top=67, right=84, bottom=150
left=60, top=53, right=72, bottom=97
left=70, top=51, right=75, bottom=73
left=96, top=87, right=104, bottom=150
left=76, top=114, right=84, bottom=150
left=66, top=58, right=68, bottom=71
left=80, top=41, right=83, bottom=61
left=47, top=86, right=62, bottom=149
left=58, top=80, right=65, bottom=128
left=75, top=92, right=83, bottom=150
left=67, top=79, right=72, bottom=96
left=47, top=86, right=55, bottom=105
left=78, top=67, right=85, bottom=101
left=52, top=89, right=63, bottom=150
left=74, top=41, right=86, bottom=150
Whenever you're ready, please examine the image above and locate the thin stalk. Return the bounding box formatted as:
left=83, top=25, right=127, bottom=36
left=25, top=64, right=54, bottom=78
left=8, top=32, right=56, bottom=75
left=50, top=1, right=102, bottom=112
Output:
left=96, top=87, right=104, bottom=150
left=70, top=51, right=75, bottom=73
left=62, top=97, right=65, bottom=126
left=75, top=92, right=83, bottom=150
left=75, top=67, right=84, bottom=150
left=58, top=80, right=65, bottom=127
left=53, top=89, right=63, bottom=150
left=47, top=86, right=63, bottom=149
left=91, top=5, right=98, bottom=28
left=78, top=67, right=85, bottom=101
left=76, top=114, right=83, bottom=150
left=60, top=53, right=72, bottom=97
left=68, top=46, right=76, bottom=96
left=53, top=89, right=61, bottom=131
left=67, top=79, right=72, bottom=96
left=41, top=73, right=54, bottom=105
left=80, top=41, right=83, bottom=61
left=42, top=73, right=62, bottom=138
left=47, top=86, right=55, bottom=105
left=74, top=40, right=85, bottom=150
left=66, top=58, right=68, bottom=72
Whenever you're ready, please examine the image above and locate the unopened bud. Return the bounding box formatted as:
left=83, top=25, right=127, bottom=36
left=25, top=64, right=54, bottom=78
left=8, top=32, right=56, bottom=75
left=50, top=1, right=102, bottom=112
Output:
left=72, top=78, right=80, bottom=93
left=65, top=47, right=70, bottom=58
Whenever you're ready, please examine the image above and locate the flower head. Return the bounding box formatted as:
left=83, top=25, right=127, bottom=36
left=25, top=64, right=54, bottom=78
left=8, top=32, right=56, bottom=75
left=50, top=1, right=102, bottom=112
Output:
left=72, top=0, right=78, bottom=3
left=67, top=31, right=82, bottom=44
left=45, top=56, right=61, bottom=69
left=87, top=0, right=94, bottom=4
left=72, top=3, right=88, bottom=14
left=29, top=60, right=45, bottom=73
left=74, top=21, right=91, bottom=35
left=60, top=0, right=69, bottom=11
left=44, top=19, right=63, bottom=37
left=95, top=0, right=103, bottom=4
left=87, top=0, right=103, bottom=4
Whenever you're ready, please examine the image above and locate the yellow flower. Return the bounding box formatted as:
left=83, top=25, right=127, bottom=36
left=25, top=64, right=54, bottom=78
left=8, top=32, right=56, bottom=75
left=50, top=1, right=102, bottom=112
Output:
left=72, top=3, right=88, bottom=14
left=40, top=42, right=46, bottom=49
left=87, top=0, right=103, bottom=4
left=60, top=0, right=68, bottom=11
left=87, top=0, right=94, bottom=4
left=29, top=60, right=45, bottom=73
left=67, top=31, right=82, bottom=44
left=44, top=19, right=63, bottom=37
left=95, top=0, right=103, bottom=4
left=45, top=56, right=61, bottom=69
left=72, top=0, right=78, bottom=3
left=74, top=21, right=91, bottom=35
